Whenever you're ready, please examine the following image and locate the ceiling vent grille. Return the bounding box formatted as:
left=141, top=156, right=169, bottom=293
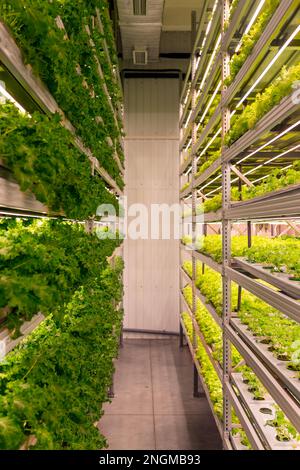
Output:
left=133, top=0, right=146, bottom=15
left=133, top=49, right=148, bottom=65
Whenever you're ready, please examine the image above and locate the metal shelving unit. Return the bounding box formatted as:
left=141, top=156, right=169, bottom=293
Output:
left=0, top=10, right=124, bottom=352
left=0, top=17, right=124, bottom=217
left=179, top=0, right=300, bottom=450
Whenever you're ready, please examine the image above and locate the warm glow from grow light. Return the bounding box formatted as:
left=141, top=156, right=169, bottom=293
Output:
left=0, top=83, right=26, bottom=114
left=196, top=127, right=221, bottom=163
left=237, top=120, right=300, bottom=165
left=205, top=143, right=300, bottom=196
left=199, top=34, right=221, bottom=92
left=235, top=0, right=266, bottom=53
left=236, top=25, right=300, bottom=109
left=199, top=81, right=221, bottom=126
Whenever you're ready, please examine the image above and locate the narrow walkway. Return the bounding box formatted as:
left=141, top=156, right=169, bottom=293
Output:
left=99, top=338, right=222, bottom=450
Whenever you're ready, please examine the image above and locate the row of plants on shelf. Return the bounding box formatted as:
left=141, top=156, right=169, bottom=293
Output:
left=0, top=258, right=124, bottom=450
left=225, top=62, right=300, bottom=146
left=225, top=0, right=280, bottom=86
left=239, top=161, right=300, bottom=202
left=196, top=95, right=220, bottom=140
left=181, top=312, right=250, bottom=448
left=196, top=150, right=221, bottom=177
left=0, top=0, right=124, bottom=182
left=180, top=181, right=191, bottom=193
left=182, top=261, right=300, bottom=378
left=0, top=103, right=119, bottom=218
left=192, top=157, right=300, bottom=215
left=0, top=218, right=121, bottom=336
left=190, top=234, right=300, bottom=279
left=182, top=284, right=300, bottom=443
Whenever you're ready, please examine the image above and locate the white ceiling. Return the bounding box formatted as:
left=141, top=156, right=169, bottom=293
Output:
left=117, top=0, right=164, bottom=61
left=117, top=0, right=202, bottom=64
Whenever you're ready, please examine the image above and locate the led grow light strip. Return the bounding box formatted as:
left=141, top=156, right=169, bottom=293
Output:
left=183, top=108, right=298, bottom=180
left=186, top=138, right=192, bottom=150
left=205, top=143, right=300, bottom=196
left=184, top=110, right=192, bottom=128
left=236, top=24, right=300, bottom=109
left=198, top=81, right=222, bottom=129
left=194, top=0, right=219, bottom=98
left=0, top=83, right=26, bottom=114
left=182, top=1, right=298, bottom=178
left=241, top=143, right=300, bottom=177
left=234, top=0, right=266, bottom=53
left=196, top=127, right=221, bottom=163
left=237, top=119, right=300, bottom=164
left=199, top=34, right=221, bottom=92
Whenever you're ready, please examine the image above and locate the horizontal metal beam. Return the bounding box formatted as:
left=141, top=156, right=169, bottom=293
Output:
left=192, top=104, right=221, bottom=155
left=180, top=316, right=224, bottom=439
left=224, top=381, right=265, bottom=450
left=223, top=94, right=298, bottom=163
left=194, top=250, right=222, bottom=274
left=231, top=317, right=300, bottom=402
left=233, top=257, right=300, bottom=299
left=226, top=184, right=300, bottom=220
left=223, top=0, right=295, bottom=106
left=0, top=176, right=49, bottom=216
left=227, top=267, right=300, bottom=323
left=225, top=324, right=300, bottom=433
left=0, top=313, right=44, bottom=357
left=0, top=21, right=123, bottom=196
left=193, top=156, right=222, bottom=187
left=204, top=209, right=222, bottom=222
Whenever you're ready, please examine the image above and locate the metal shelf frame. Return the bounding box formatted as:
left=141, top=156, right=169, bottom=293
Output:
left=179, top=0, right=300, bottom=451
left=0, top=20, right=124, bottom=204
left=0, top=7, right=124, bottom=355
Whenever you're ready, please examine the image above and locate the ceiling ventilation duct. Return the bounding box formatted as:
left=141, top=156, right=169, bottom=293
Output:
left=133, top=0, right=146, bottom=15
left=133, top=49, right=148, bottom=65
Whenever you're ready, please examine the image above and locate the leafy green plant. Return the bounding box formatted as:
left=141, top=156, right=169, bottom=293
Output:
left=225, top=0, right=280, bottom=86
left=180, top=181, right=191, bottom=192
left=0, top=219, right=121, bottom=335
left=182, top=260, right=300, bottom=376
left=181, top=263, right=299, bottom=442
left=0, top=103, right=119, bottom=218
left=196, top=150, right=221, bottom=177
left=240, top=160, right=300, bottom=203
left=0, top=260, right=123, bottom=450
left=266, top=407, right=300, bottom=442
left=181, top=312, right=250, bottom=447
left=226, top=63, right=300, bottom=145
left=0, top=0, right=124, bottom=181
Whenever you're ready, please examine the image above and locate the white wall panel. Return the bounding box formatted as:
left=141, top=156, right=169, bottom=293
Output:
left=124, top=78, right=179, bottom=332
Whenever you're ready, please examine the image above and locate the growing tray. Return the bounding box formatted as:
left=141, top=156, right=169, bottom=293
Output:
left=232, top=373, right=300, bottom=450
left=233, top=257, right=300, bottom=299
left=230, top=317, right=300, bottom=402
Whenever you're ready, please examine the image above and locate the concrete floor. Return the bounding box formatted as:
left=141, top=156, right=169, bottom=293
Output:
left=99, top=338, right=222, bottom=450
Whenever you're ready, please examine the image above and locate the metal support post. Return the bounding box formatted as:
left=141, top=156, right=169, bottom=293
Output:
left=191, top=10, right=199, bottom=398
left=179, top=322, right=184, bottom=348
left=193, top=364, right=201, bottom=397
left=247, top=221, right=252, bottom=248
left=221, top=0, right=232, bottom=448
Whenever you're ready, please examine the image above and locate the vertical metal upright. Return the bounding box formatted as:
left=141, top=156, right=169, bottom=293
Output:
left=221, top=0, right=232, bottom=447
left=191, top=10, right=199, bottom=397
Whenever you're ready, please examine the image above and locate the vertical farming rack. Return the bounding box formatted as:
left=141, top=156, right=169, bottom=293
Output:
left=0, top=7, right=124, bottom=353
left=179, top=0, right=300, bottom=450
